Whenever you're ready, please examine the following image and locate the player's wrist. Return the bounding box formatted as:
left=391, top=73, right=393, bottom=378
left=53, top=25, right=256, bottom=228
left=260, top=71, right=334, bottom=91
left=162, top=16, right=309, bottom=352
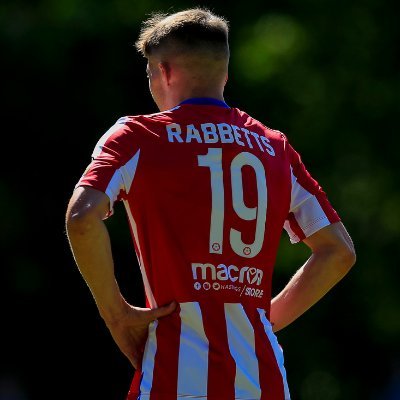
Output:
left=97, top=294, right=131, bottom=326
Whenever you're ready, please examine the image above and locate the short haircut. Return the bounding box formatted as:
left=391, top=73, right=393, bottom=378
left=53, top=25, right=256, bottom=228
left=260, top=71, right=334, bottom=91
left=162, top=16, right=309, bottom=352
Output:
left=135, top=8, right=229, bottom=60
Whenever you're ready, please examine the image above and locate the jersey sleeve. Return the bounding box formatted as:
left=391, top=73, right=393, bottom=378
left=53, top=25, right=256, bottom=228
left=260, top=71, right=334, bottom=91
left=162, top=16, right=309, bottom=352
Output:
left=283, top=143, right=341, bottom=243
left=75, top=117, right=141, bottom=216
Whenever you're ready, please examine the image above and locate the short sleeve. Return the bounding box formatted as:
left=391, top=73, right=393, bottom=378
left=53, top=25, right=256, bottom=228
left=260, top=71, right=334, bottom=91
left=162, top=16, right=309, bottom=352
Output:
left=283, top=144, right=341, bottom=243
left=75, top=118, right=141, bottom=216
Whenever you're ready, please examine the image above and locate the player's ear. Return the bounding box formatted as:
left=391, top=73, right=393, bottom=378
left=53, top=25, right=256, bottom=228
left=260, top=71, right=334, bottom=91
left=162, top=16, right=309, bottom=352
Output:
left=159, top=61, right=172, bottom=86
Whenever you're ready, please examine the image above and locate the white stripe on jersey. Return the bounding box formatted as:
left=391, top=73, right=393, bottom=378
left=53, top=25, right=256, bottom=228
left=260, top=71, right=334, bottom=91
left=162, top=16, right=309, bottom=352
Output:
left=105, top=149, right=141, bottom=211
left=285, top=194, right=331, bottom=244
left=91, top=123, right=122, bottom=158
left=283, top=219, right=298, bottom=243
left=140, top=320, right=158, bottom=397
left=257, top=309, right=291, bottom=400
left=289, top=166, right=313, bottom=212
left=124, top=202, right=157, bottom=308
left=285, top=167, right=331, bottom=243
left=177, top=302, right=209, bottom=397
left=294, top=195, right=330, bottom=237
left=224, top=303, right=261, bottom=399
left=121, top=149, right=141, bottom=193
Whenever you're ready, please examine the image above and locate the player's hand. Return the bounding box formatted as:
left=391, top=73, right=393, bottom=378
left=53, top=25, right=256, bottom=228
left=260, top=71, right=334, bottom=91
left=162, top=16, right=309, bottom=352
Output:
left=104, top=301, right=177, bottom=369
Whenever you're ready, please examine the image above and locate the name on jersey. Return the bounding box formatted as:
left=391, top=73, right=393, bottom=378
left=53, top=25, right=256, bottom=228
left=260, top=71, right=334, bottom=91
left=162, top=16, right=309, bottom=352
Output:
left=191, top=262, right=264, bottom=298
left=166, top=122, right=275, bottom=156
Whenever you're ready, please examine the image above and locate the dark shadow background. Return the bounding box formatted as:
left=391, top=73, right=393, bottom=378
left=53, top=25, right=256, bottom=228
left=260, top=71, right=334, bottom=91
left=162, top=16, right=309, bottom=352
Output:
left=1, top=0, right=399, bottom=399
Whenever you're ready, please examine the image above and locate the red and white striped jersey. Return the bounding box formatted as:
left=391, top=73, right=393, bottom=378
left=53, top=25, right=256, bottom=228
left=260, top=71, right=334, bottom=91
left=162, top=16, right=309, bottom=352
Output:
left=76, top=98, right=340, bottom=400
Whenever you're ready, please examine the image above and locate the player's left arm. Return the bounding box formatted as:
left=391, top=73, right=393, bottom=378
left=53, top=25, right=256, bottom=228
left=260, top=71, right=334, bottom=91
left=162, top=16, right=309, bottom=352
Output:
left=66, top=186, right=126, bottom=321
left=270, top=221, right=356, bottom=332
left=65, top=185, right=176, bottom=368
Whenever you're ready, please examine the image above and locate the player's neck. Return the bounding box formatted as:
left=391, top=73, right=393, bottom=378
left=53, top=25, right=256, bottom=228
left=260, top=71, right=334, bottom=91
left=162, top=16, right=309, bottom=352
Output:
left=167, top=88, right=225, bottom=110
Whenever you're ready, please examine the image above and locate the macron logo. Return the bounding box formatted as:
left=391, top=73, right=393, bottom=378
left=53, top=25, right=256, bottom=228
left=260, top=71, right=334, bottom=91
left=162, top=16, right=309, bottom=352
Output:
left=191, top=263, right=263, bottom=286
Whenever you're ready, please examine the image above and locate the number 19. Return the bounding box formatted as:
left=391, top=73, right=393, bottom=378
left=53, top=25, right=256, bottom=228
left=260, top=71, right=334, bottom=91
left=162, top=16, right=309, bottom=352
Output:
left=198, top=148, right=267, bottom=258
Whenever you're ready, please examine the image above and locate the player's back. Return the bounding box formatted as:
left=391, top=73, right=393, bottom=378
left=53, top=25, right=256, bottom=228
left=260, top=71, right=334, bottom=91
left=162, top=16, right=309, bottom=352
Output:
left=120, top=102, right=291, bottom=309
left=118, top=101, right=292, bottom=399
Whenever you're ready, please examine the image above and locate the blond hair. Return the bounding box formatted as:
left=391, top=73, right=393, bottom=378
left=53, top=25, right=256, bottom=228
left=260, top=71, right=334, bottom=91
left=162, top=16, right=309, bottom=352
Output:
left=135, top=8, right=229, bottom=59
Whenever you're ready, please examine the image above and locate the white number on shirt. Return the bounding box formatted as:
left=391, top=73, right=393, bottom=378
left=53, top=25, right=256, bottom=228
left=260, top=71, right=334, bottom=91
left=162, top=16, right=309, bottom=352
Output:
left=198, top=148, right=267, bottom=258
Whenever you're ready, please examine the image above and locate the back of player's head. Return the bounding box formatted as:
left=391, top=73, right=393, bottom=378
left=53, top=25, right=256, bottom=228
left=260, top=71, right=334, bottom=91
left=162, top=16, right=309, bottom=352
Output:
left=135, top=8, right=230, bottom=61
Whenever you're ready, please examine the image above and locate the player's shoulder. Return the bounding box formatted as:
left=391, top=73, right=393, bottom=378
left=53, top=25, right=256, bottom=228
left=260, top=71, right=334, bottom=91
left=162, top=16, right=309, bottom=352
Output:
left=233, top=107, right=288, bottom=142
left=101, top=112, right=171, bottom=140
left=116, top=109, right=175, bottom=126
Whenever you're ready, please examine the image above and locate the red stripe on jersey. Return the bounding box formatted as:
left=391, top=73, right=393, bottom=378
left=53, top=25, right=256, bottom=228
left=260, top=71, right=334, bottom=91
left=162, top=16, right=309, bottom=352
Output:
left=287, top=212, right=306, bottom=241
left=315, top=192, right=341, bottom=223
left=289, top=146, right=318, bottom=195
left=200, top=302, right=236, bottom=400
left=150, top=309, right=181, bottom=399
left=249, top=308, right=285, bottom=400
left=289, top=145, right=340, bottom=224
left=127, top=370, right=142, bottom=400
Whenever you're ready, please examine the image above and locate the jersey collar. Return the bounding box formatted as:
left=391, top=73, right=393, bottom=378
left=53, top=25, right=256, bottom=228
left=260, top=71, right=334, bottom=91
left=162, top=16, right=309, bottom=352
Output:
left=178, top=97, right=230, bottom=108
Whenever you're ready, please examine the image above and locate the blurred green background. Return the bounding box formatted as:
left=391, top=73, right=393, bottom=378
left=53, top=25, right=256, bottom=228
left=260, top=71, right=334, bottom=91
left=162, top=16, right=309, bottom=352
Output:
left=1, top=0, right=399, bottom=399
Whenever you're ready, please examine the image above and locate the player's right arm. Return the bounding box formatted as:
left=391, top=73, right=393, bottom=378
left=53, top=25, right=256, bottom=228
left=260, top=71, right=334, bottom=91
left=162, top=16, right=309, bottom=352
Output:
left=270, top=221, right=355, bottom=332
left=270, top=141, right=356, bottom=332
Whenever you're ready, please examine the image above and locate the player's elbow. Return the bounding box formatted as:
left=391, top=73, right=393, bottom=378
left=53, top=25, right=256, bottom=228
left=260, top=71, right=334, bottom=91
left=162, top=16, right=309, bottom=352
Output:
left=330, top=241, right=356, bottom=276
left=66, top=188, right=109, bottom=237
left=337, top=243, right=356, bottom=272
left=314, top=241, right=356, bottom=277
left=307, top=223, right=356, bottom=275
left=65, top=205, right=100, bottom=236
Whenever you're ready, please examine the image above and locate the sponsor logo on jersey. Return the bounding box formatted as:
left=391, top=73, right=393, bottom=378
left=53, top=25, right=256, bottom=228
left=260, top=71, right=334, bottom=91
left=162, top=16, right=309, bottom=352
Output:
left=192, top=263, right=263, bottom=285
left=191, top=262, right=264, bottom=298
